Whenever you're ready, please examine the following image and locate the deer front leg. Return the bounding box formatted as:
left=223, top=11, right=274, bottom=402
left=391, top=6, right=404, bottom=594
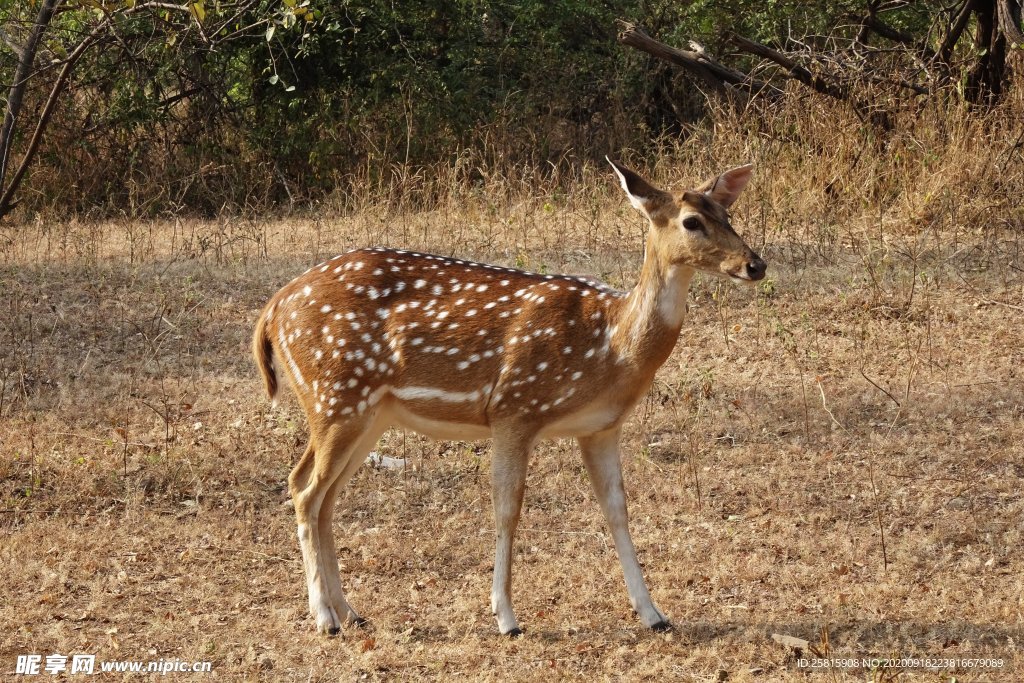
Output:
left=578, top=427, right=670, bottom=631
left=489, top=426, right=534, bottom=636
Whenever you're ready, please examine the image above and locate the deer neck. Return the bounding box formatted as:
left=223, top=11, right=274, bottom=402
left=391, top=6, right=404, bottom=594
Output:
left=611, top=242, right=693, bottom=368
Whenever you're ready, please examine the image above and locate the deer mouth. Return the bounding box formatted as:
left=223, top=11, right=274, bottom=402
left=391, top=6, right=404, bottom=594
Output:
left=724, top=269, right=759, bottom=283
left=724, top=258, right=767, bottom=282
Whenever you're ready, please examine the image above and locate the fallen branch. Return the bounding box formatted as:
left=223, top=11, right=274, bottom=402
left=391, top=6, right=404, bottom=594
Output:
left=729, top=33, right=849, bottom=101
left=616, top=21, right=782, bottom=100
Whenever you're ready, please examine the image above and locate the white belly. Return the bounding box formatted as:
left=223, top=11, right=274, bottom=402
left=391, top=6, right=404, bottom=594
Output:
left=539, top=402, right=624, bottom=438
left=382, top=403, right=492, bottom=441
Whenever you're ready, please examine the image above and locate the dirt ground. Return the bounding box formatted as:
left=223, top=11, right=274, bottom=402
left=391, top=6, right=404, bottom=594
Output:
left=1, top=200, right=1021, bottom=681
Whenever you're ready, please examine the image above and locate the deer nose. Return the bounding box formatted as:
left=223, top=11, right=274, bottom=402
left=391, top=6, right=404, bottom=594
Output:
left=746, top=257, right=767, bottom=281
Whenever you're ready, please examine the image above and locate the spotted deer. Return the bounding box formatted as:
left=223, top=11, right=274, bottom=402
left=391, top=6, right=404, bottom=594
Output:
left=253, top=159, right=766, bottom=636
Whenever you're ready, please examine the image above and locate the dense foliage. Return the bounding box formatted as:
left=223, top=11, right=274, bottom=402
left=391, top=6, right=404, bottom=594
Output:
left=0, top=0, right=1018, bottom=217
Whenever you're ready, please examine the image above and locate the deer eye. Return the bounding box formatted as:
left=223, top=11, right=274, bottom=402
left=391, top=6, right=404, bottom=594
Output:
left=682, top=216, right=704, bottom=232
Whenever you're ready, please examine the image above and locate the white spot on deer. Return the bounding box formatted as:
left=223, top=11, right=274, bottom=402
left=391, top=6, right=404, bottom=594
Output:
left=393, top=386, right=482, bottom=403
left=572, top=371, right=583, bottom=380
left=414, top=279, right=427, bottom=289
left=466, top=309, right=477, bottom=316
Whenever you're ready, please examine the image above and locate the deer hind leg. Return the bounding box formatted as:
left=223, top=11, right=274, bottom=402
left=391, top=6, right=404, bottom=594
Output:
left=290, top=417, right=379, bottom=635
left=315, top=418, right=386, bottom=629
left=578, top=427, right=670, bottom=630
left=489, top=425, right=535, bottom=636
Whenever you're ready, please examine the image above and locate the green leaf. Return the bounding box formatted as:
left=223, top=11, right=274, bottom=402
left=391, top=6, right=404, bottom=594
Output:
left=268, top=74, right=279, bottom=85
left=265, top=24, right=275, bottom=42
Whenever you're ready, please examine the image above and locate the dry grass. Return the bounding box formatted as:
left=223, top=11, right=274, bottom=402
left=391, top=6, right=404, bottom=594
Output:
left=2, top=107, right=1023, bottom=680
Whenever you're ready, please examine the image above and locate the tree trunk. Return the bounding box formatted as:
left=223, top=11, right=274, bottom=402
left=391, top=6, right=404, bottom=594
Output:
left=966, top=0, right=1008, bottom=102
left=0, top=0, right=61, bottom=199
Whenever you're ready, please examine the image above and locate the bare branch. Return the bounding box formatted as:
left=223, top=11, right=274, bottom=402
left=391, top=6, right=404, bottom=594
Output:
left=937, top=0, right=975, bottom=64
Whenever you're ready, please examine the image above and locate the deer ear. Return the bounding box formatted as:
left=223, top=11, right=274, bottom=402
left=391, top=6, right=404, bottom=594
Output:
left=697, top=164, right=754, bottom=208
left=607, top=157, right=671, bottom=218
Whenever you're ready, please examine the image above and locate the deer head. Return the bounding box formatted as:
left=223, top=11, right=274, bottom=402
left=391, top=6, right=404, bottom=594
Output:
left=608, top=158, right=767, bottom=283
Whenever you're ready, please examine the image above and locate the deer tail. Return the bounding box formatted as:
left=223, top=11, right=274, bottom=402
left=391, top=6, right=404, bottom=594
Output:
left=253, top=302, right=278, bottom=403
